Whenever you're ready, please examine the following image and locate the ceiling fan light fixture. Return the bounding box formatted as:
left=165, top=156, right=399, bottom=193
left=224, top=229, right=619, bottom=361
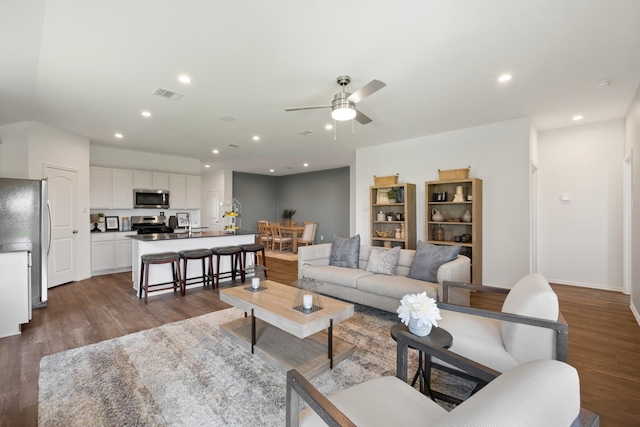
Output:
left=331, top=106, right=356, bottom=121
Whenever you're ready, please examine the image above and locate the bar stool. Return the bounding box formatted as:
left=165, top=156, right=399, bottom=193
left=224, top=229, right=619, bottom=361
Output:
left=210, top=246, right=244, bottom=287
left=239, top=243, right=267, bottom=280
left=178, top=248, right=213, bottom=292
left=139, top=251, right=182, bottom=304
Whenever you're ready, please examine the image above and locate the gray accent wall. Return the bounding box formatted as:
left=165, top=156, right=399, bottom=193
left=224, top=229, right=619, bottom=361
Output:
left=233, top=167, right=350, bottom=244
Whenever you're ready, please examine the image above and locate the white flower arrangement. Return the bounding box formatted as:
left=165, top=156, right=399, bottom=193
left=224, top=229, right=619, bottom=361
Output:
left=397, top=292, right=441, bottom=328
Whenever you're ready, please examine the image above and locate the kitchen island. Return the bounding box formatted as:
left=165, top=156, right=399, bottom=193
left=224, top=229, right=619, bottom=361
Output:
left=128, top=231, right=257, bottom=297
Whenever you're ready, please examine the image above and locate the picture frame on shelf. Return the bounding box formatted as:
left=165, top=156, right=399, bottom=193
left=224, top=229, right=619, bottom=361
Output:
left=176, top=212, right=190, bottom=228
left=104, top=216, right=119, bottom=231
left=376, top=188, right=391, bottom=204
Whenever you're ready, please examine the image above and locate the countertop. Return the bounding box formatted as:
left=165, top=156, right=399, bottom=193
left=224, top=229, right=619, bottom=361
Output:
left=126, top=231, right=257, bottom=241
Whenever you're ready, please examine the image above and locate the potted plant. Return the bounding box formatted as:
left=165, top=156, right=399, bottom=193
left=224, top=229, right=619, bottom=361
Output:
left=282, top=208, right=296, bottom=227
left=387, top=187, right=399, bottom=203
left=397, top=292, right=441, bottom=336
left=386, top=211, right=394, bottom=221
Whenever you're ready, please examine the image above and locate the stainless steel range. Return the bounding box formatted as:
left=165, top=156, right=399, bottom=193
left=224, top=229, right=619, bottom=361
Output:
left=131, top=216, right=174, bottom=234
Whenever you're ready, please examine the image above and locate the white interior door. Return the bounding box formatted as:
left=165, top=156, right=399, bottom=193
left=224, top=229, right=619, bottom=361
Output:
left=45, top=166, right=77, bottom=287
left=208, top=190, right=219, bottom=233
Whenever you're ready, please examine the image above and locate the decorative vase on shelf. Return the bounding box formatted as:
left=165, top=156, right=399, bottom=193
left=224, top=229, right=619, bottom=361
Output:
left=433, top=225, right=445, bottom=241
left=462, top=209, right=472, bottom=222
left=395, top=229, right=401, bottom=239
left=376, top=211, right=386, bottom=221
left=408, top=318, right=432, bottom=336
left=431, top=208, right=444, bottom=222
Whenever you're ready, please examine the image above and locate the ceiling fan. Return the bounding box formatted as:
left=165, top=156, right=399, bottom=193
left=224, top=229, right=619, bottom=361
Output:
left=285, top=75, right=386, bottom=125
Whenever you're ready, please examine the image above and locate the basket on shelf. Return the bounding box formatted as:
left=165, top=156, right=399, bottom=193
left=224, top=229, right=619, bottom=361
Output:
left=438, top=167, right=470, bottom=180
left=373, top=174, right=399, bottom=186
left=375, top=230, right=393, bottom=238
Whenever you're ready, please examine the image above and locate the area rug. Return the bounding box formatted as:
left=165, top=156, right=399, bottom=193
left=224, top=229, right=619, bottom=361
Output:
left=38, top=305, right=473, bottom=426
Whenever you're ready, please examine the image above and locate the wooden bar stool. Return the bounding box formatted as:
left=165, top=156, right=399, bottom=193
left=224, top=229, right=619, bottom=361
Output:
left=178, top=248, right=213, bottom=292
left=139, top=251, right=182, bottom=304
left=210, top=246, right=244, bottom=288
left=239, top=243, right=267, bottom=279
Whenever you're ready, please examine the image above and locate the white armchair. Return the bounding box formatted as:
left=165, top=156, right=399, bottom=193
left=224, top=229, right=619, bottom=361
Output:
left=431, top=273, right=568, bottom=400
left=286, top=330, right=599, bottom=427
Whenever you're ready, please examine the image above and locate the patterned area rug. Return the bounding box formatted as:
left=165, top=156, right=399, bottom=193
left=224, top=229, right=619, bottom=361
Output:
left=38, top=305, right=473, bottom=426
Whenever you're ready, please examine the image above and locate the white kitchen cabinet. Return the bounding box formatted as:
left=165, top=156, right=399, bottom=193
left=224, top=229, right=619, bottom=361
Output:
left=90, top=167, right=111, bottom=209
left=186, top=175, right=201, bottom=209
left=0, top=251, right=30, bottom=338
left=91, top=232, right=136, bottom=275
left=152, top=172, right=169, bottom=190
left=111, top=169, right=133, bottom=209
left=170, top=173, right=187, bottom=209
left=134, top=170, right=151, bottom=189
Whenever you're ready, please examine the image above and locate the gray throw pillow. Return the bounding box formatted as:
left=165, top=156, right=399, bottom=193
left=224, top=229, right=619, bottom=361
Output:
left=408, top=241, right=460, bottom=283
left=329, top=235, right=360, bottom=269
left=366, top=246, right=401, bottom=275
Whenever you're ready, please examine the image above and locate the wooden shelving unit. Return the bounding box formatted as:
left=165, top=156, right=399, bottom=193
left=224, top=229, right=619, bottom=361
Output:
left=425, top=178, right=482, bottom=284
left=370, top=183, right=416, bottom=250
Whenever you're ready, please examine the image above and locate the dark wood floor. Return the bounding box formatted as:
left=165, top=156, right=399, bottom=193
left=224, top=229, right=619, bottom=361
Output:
left=0, top=258, right=638, bottom=426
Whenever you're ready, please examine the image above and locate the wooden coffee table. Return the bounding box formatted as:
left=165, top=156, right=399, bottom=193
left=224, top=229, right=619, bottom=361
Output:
left=219, top=280, right=355, bottom=379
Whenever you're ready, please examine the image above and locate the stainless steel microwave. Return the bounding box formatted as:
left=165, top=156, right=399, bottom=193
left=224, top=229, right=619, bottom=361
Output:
left=133, top=189, right=170, bottom=209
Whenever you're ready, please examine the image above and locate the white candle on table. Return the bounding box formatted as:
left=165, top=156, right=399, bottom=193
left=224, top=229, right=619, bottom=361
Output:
left=303, top=294, right=313, bottom=309
left=252, top=277, right=260, bottom=289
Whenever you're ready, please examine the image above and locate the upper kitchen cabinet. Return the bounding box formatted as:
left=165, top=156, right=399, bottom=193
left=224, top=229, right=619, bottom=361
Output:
left=133, top=171, right=169, bottom=190
left=169, top=174, right=201, bottom=209
left=90, top=167, right=133, bottom=209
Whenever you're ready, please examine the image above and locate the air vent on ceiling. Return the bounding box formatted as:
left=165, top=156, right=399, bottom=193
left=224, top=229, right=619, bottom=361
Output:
left=228, top=144, right=240, bottom=148
left=297, top=130, right=315, bottom=137
left=152, top=87, right=185, bottom=101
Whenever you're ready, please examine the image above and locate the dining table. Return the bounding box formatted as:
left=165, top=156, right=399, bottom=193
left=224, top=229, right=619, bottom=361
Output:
left=278, top=225, right=305, bottom=253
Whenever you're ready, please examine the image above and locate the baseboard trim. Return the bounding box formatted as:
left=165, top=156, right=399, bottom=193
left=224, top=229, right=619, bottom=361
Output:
left=631, top=301, right=640, bottom=326
left=547, top=278, right=622, bottom=292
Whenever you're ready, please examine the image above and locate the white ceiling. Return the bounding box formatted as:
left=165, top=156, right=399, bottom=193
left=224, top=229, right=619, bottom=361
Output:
left=2, top=0, right=640, bottom=175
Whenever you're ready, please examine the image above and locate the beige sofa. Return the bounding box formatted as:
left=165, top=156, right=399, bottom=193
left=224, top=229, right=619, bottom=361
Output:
left=298, top=243, right=471, bottom=312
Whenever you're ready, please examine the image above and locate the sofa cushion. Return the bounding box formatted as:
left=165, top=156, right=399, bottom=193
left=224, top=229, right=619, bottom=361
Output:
left=365, top=246, right=401, bottom=275
left=329, top=235, right=360, bottom=269
left=408, top=241, right=460, bottom=283
left=303, top=265, right=373, bottom=289
left=357, top=274, right=439, bottom=301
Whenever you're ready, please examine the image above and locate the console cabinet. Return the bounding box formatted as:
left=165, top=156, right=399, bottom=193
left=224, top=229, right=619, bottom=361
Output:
left=425, top=178, right=482, bottom=284
left=370, top=183, right=416, bottom=250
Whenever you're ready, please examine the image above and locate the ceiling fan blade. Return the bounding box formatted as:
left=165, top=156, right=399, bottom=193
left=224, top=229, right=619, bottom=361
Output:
left=354, top=110, right=373, bottom=125
left=285, top=105, right=331, bottom=112
left=347, top=79, right=386, bottom=104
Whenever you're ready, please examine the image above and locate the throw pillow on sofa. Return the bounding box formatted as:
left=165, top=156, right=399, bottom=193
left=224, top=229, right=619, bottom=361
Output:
left=365, top=246, right=401, bottom=275
left=408, top=241, right=460, bottom=283
left=329, top=235, right=361, bottom=269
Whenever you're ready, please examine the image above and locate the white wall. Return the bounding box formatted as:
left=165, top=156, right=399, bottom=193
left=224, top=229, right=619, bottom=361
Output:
left=625, top=85, right=640, bottom=322
left=27, top=122, right=92, bottom=281
left=0, top=122, right=30, bottom=178
left=89, top=145, right=200, bottom=174
left=356, top=117, right=532, bottom=288
left=538, top=120, right=624, bottom=291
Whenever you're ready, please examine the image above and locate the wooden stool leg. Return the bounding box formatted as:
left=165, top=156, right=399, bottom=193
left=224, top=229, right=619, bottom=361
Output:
left=216, top=255, right=221, bottom=288
left=238, top=253, right=245, bottom=283
left=261, top=248, right=267, bottom=278
left=139, top=261, right=145, bottom=298
left=144, top=264, right=150, bottom=304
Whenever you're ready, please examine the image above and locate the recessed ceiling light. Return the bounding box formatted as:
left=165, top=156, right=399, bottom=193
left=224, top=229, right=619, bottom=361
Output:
left=141, top=111, right=151, bottom=117
left=595, top=80, right=611, bottom=89
left=205, top=164, right=210, bottom=168
left=178, top=75, right=192, bottom=84
left=252, top=136, right=260, bottom=141
left=212, top=149, right=219, bottom=154
left=270, top=169, right=275, bottom=173
left=325, top=124, right=333, bottom=130
left=498, top=74, right=512, bottom=82
left=303, top=163, right=309, bottom=167
left=572, top=115, right=583, bottom=121
left=114, top=133, right=123, bottom=139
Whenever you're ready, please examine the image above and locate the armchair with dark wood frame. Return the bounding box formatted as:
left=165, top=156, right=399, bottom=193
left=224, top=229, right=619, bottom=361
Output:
left=286, top=330, right=599, bottom=427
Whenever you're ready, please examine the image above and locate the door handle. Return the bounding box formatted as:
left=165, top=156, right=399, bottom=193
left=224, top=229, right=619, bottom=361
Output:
left=73, top=230, right=78, bottom=234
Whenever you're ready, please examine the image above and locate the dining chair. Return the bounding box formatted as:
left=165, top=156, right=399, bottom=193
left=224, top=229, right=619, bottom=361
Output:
left=271, top=224, right=293, bottom=252
left=297, top=222, right=317, bottom=247
left=258, top=223, right=273, bottom=250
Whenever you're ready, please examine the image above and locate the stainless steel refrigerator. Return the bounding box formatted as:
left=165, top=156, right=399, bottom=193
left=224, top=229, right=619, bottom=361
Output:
left=0, top=178, right=49, bottom=310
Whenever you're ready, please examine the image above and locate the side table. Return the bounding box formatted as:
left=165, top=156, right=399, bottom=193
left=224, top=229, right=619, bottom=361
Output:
left=390, top=322, right=453, bottom=399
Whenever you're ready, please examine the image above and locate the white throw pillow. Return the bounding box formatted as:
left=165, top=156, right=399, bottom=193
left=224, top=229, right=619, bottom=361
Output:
left=365, top=246, right=401, bottom=275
